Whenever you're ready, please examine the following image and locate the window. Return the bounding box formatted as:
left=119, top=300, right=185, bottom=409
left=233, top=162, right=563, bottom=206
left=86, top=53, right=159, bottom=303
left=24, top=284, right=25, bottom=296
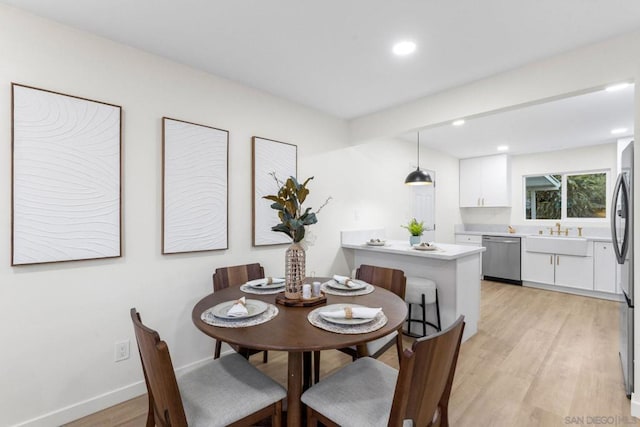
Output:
left=525, top=171, right=608, bottom=220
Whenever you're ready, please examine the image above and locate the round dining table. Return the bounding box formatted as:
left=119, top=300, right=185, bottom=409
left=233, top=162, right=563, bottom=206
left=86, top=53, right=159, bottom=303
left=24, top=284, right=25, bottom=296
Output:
left=192, top=277, right=408, bottom=427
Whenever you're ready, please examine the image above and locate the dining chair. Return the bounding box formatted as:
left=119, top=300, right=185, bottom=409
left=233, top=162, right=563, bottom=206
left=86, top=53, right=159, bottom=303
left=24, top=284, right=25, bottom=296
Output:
left=302, top=316, right=465, bottom=427
left=130, top=308, right=286, bottom=427
left=341, top=264, right=406, bottom=359
left=212, top=263, right=269, bottom=362
left=313, top=264, right=406, bottom=383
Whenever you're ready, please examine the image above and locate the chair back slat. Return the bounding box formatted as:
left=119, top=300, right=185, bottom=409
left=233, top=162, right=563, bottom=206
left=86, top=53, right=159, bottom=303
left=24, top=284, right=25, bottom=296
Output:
left=356, top=264, right=406, bottom=299
left=130, top=308, right=188, bottom=427
left=389, top=316, right=465, bottom=427
left=212, top=263, right=265, bottom=291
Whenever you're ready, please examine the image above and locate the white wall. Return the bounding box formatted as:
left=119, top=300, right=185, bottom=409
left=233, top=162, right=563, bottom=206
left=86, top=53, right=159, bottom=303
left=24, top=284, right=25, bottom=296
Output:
left=0, top=6, right=352, bottom=427
left=460, top=143, right=617, bottom=228
left=0, top=5, right=463, bottom=426
left=303, top=137, right=460, bottom=258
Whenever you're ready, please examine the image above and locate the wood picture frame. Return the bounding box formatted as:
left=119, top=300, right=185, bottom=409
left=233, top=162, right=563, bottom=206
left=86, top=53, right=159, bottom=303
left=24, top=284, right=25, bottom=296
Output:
left=11, top=83, right=122, bottom=265
left=252, top=136, right=297, bottom=246
left=162, top=117, right=229, bottom=254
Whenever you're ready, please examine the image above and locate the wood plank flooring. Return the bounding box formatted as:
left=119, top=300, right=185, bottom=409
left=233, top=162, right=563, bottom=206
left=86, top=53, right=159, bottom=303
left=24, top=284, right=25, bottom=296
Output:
left=65, top=281, right=636, bottom=426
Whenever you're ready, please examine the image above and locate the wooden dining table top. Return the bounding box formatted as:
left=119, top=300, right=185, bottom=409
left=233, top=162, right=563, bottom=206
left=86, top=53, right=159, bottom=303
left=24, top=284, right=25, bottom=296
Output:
left=192, top=277, right=408, bottom=427
left=191, top=277, right=408, bottom=352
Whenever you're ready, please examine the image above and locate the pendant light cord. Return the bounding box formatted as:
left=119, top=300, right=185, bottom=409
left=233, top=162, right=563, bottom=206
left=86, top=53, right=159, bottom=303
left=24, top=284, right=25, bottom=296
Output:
left=416, top=133, right=420, bottom=169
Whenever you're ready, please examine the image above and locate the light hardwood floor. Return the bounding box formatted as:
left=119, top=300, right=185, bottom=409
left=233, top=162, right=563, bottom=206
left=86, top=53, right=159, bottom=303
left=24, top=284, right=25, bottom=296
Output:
left=66, top=281, right=637, bottom=426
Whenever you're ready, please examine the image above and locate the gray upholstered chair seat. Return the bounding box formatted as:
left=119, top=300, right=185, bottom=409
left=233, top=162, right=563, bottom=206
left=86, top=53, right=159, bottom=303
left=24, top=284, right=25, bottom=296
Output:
left=302, top=357, right=411, bottom=427
left=180, top=353, right=286, bottom=427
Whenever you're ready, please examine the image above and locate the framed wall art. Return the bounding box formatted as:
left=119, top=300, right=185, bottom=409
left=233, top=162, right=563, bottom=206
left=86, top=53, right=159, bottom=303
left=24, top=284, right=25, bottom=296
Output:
left=12, top=83, right=122, bottom=265
left=162, top=117, right=228, bottom=254
left=252, top=136, right=297, bottom=246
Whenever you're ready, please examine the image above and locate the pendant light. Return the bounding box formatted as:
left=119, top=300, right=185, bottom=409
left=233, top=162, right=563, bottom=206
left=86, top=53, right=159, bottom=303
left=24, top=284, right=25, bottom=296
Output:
left=405, top=132, right=433, bottom=185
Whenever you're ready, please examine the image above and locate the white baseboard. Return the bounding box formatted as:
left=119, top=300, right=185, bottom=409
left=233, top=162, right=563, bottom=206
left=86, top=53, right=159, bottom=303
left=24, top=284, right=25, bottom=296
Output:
left=12, top=355, right=215, bottom=427
left=523, top=282, right=624, bottom=302
left=11, top=382, right=147, bottom=427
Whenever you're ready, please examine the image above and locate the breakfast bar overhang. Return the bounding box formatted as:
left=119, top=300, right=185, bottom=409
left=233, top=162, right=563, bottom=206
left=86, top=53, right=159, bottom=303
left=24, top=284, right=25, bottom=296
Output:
left=341, top=230, right=486, bottom=342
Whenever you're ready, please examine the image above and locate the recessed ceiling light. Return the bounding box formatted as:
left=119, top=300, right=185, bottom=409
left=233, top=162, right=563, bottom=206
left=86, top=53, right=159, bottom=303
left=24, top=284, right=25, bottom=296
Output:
left=611, top=127, right=629, bottom=135
left=497, top=145, right=509, bottom=152
left=392, top=41, right=416, bottom=56
left=605, top=82, right=631, bottom=92
left=452, top=119, right=465, bottom=126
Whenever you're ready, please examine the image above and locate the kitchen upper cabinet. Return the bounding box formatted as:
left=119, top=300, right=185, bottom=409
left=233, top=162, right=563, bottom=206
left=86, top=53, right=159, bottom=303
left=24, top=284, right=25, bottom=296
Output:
left=593, top=242, right=617, bottom=293
left=459, top=154, right=510, bottom=207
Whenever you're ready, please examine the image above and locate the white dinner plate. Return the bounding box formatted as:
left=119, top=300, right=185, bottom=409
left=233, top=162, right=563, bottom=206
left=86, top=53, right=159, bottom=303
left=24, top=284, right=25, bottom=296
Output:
left=326, top=279, right=368, bottom=291
left=210, top=299, right=268, bottom=319
left=318, top=304, right=375, bottom=325
left=413, top=244, right=437, bottom=251
left=249, top=281, right=285, bottom=289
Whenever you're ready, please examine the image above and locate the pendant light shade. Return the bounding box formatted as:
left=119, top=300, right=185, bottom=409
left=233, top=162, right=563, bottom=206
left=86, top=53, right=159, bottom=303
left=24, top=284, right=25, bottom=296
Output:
left=405, top=168, right=432, bottom=185
left=405, top=132, right=433, bottom=185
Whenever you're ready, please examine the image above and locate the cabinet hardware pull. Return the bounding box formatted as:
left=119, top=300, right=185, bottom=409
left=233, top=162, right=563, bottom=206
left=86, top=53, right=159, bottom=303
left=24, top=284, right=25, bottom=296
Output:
left=550, top=255, right=553, bottom=264
left=557, top=256, right=560, bottom=265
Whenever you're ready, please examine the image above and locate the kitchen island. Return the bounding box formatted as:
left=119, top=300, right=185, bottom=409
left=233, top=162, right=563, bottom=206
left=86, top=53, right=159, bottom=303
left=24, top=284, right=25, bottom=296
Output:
left=341, top=230, right=485, bottom=342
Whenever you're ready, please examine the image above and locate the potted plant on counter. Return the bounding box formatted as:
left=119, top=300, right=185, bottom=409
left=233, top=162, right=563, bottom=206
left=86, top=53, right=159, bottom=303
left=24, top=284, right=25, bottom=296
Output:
left=402, top=218, right=426, bottom=246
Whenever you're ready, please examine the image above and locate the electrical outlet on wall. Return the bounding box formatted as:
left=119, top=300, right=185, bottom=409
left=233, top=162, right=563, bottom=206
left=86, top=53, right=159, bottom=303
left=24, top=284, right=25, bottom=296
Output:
left=114, top=339, right=130, bottom=362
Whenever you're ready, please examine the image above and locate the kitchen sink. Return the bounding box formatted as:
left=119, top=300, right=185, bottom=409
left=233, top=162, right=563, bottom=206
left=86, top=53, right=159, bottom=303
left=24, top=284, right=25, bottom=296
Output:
left=525, top=235, right=590, bottom=256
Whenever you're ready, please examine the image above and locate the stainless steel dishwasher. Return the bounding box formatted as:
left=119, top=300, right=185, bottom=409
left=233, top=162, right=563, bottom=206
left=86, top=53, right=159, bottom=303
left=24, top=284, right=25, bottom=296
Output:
left=482, top=235, right=522, bottom=285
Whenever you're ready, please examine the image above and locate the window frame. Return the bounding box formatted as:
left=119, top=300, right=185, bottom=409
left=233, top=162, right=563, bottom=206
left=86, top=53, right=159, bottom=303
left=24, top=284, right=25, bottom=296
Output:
left=523, top=169, right=610, bottom=223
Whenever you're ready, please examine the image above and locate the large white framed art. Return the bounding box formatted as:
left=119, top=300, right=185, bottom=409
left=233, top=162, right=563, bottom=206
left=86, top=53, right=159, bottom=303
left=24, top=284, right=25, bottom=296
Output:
left=12, top=84, right=122, bottom=266
left=252, top=136, right=297, bottom=246
left=162, top=117, right=228, bottom=254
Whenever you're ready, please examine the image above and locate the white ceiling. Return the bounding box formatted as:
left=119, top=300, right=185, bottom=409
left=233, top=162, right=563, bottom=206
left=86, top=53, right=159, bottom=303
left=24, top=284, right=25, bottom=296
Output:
left=408, top=84, right=635, bottom=159
left=2, top=0, right=640, bottom=120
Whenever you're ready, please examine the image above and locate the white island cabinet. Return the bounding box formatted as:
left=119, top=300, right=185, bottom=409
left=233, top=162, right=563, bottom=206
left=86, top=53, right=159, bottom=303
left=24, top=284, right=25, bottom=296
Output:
left=341, top=230, right=485, bottom=342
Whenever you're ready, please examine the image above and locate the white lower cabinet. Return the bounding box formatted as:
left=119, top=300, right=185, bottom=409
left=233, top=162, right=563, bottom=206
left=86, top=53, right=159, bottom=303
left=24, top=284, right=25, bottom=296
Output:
left=521, top=252, right=555, bottom=285
left=522, top=252, right=593, bottom=289
left=593, top=242, right=617, bottom=293
left=554, top=254, right=593, bottom=290
left=522, top=240, right=619, bottom=298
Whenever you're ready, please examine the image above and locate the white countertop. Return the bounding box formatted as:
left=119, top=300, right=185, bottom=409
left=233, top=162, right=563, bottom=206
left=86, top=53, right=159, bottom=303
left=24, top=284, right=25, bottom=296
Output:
left=455, top=230, right=612, bottom=242
left=342, top=240, right=486, bottom=261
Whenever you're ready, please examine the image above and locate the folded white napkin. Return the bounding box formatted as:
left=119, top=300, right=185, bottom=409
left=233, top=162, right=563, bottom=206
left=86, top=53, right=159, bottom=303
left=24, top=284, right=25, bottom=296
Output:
left=333, top=274, right=358, bottom=288
left=321, top=306, right=382, bottom=319
left=227, top=297, right=249, bottom=317
left=246, top=277, right=285, bottom=287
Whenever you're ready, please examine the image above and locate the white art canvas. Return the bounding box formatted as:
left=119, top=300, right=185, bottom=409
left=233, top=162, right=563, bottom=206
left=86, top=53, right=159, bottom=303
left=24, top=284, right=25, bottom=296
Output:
left=253, top=137, right=297, bottom=246
left=163, top=118, right=228, bottom=253
left=12, top=84, right=122, bottom=265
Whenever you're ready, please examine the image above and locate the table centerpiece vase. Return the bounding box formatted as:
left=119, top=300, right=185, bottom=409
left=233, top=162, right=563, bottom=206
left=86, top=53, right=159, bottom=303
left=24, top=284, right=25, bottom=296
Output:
left=263, top=174, right=331, bottom=300
left=285, top=242, right=306, bottom=299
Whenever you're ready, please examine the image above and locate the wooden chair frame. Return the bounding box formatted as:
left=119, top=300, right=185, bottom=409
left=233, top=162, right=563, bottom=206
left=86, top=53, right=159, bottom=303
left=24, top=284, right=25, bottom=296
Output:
left=313, top=264, right=407, bottom=383
left=307, top=316, right=465, bottom=427
left=212, top=262, right=268, bottom=362
left=131, top=308, right=282, bottom=427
